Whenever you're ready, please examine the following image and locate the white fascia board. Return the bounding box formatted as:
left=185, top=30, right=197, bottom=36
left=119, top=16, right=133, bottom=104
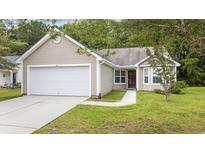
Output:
left=135, top=56, right=150, bottom=67
left=64, top=34, right=102, bottom=60
left=17, top=34, right=50, bottom=63
left=140, top=64, right=176, bottom=67
left=164, top=55, right=181, bottom=67
left=135, top=55, right=181, bottom=67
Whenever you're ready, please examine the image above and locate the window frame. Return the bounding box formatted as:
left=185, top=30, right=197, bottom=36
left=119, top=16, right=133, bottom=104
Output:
left=114, top=70, right=126, bottom=84
left=143, top=68, right=149, bottom=84
left=151, top=67, right=161, bottom=85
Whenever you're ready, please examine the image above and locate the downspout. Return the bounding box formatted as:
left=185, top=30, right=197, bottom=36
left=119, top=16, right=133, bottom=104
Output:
left=136, top=65, right=140, bottom=91
left=98, top=60, right=105, bottom=99
left=96, top=59, right=104, bottom=98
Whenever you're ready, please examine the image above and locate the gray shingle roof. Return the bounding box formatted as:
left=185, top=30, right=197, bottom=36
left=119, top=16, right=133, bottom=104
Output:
left=95, top=47, right=154, bottom=66
left=4, top=56, right=20, bottom=64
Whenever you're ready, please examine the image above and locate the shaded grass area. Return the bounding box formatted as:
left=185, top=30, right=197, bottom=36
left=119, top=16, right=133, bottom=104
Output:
left=89, top=90, right=126, bottom=102
left=0, top=88, right=22, bottom=101
left=35, top=87, right=205, bottom=134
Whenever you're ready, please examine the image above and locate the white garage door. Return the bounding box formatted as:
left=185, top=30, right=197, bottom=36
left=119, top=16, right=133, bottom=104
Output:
left=28, top=65, right=90, bottom=96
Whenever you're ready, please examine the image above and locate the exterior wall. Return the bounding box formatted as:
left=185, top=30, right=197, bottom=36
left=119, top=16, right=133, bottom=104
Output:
left=16, top=64, right=22, bottom=83
left=138, top=67, right=164, bottom=91
left=23, top=36, right=97, bottom=96
left=113, top=70, right=128, bottom=90
left=138, top=66, right=175, bottom=91
left=0, top=70, right=11, bottom=87
left=100, top=64, right=113, bottom=96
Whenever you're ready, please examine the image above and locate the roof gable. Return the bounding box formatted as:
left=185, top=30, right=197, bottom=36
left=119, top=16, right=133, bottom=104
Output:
left=17, top=30, right=101, bottom=63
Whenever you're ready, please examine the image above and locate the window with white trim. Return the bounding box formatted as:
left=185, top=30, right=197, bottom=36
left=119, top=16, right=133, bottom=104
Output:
left=152, top=68, right=161, bottom=84
left=114, top=70, right=126, bottom=84
left=143, top=68, right=149, bottom=84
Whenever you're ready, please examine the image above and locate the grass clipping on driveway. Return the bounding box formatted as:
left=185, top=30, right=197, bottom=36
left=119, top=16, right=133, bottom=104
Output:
left=89, top=90, right=126, bottom=102
left=35, top=87, right=205, bottom=134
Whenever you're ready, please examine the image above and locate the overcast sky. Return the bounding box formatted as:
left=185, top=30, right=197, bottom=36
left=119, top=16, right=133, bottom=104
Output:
left=55, top=19, right=73, bottom=26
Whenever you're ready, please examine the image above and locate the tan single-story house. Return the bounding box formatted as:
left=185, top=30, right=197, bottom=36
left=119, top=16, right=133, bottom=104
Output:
left=17, top=30, right=180, bottom=97
left=0, top=56, right=22, bottom=88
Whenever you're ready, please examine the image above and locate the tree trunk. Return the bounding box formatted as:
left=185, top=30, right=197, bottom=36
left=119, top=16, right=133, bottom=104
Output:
left=165, top=94, right=168, bottom=102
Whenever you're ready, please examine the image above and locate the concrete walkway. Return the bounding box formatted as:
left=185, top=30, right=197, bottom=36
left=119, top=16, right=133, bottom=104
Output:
left=82, top=90, right=136, bottom=107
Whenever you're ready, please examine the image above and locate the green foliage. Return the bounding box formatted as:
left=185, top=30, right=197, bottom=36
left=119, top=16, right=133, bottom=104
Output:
left=176, top=81, right=188, bottom=89
left=147, top=47, right=176, bottom=101
left=62, top=19, right=121, bottom=50
left=153, top=89, right=164, bottom=95
left=14, top=82, right=21, bottom=89
left=181, top=58, right=203, bottom=85
left=169, top=81, right=188, bottom=94
left=0, top=20, right=27, bottom=69
left=61, top=19, right=205, bottom=86
left=10, top=20, right=50, bottom=54
left=169, top=84, right=182, bottom=94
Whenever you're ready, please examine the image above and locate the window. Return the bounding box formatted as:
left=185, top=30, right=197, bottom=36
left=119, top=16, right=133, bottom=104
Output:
left=115, top=70, right=126, bottom=84
left=152, top=68, right=161, bottom=84
left=143, top=68, right=149, bottom=84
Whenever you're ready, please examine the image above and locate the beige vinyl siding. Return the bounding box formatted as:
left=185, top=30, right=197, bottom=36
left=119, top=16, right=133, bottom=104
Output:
left=138, top=57, right=177, bottom=91
left=100, top=64, right=113, bottom=96
left=23, top=36, right=97, bottom=96
left=138, top=67, right=164, bottom=91
left=0, top=70, right=11, bottom=86
left=138, top=66, right=175, bottom=91
left=138, top=67, right=143, bottom=90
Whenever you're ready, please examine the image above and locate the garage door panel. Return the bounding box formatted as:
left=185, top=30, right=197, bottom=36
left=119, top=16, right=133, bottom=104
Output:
left=29, top=66, right=90, bottom=96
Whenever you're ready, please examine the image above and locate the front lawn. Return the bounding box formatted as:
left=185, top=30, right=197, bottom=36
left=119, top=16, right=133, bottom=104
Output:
left=0, top=88, right=22, bottom=101
left=89, top=90, right=126, bottom=102
left=35, top=87, right=205, bottom=134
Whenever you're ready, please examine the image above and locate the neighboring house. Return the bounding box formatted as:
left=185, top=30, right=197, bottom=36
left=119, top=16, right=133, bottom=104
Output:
left=17, top=30, right=180, bottom=97
left=0, top=56, right=22, bottom=88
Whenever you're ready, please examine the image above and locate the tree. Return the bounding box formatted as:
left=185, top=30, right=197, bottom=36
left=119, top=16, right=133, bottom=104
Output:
left=62, top=19, right=205, bottom=86
left=0, top=20, right=27, bottom=69
left=11, top=20, right=50, bottom=53
left=147, top=47, right=176, bottom=101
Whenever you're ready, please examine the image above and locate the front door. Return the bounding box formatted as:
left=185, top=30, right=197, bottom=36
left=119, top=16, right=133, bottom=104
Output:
left=13, top=73, right=16, bottom=86
left=128, top=70, right=136, bottom=88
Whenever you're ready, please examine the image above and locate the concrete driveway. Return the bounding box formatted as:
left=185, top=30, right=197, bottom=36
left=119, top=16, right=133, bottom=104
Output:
left=0, top=96, right=87, bottom=134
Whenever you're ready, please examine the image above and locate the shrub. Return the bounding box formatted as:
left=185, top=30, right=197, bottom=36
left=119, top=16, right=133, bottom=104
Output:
left=13, top=83, right=21, bottom=89
left=176, top=81, right=188, bottom=89
left=170, top=85, right=181, bottom=94
left=169, top=81, right=187, bottom=94
left=154, top=89, right=164, bottom=95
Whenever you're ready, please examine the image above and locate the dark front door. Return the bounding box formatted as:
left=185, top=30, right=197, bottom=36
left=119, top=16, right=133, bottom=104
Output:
left=128, top=70, right=136, bottom=88
left=13, top=73, right=16, bottom=86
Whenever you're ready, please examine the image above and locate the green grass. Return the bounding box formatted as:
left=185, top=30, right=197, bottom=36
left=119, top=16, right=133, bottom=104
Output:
left=89, top=90, right=126, bottom=102
left=35, top=87, right=205, bottom=134
left=0, top=88, right=22, bottom=101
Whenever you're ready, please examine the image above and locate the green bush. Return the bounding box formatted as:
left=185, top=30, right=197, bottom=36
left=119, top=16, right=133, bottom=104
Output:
left=154, top=89, right=164, bottom=95
left=170, top=85, right=181, bottom=94
left=176, top=81, right=188, bottom=89
left=13, top=83, right=21, bottom=89
left=169, top=81, right=187, bottom=94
